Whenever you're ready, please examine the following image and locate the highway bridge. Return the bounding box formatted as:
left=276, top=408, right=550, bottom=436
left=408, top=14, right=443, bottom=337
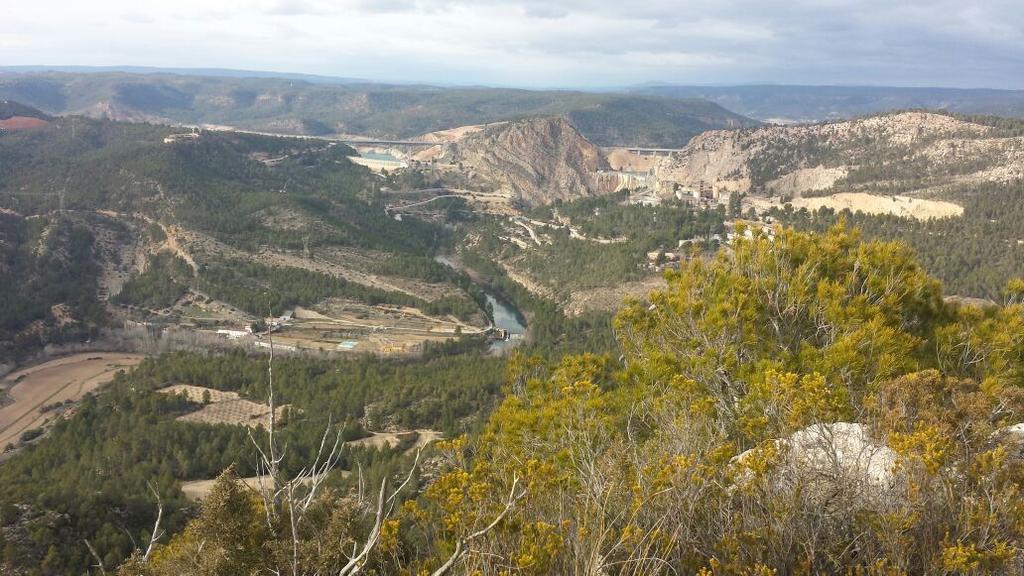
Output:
left=183, top=124, right=437, bottom=148
left=340, top=139, right=435, bottom=147
left=621, top=147, right=683, bottom=156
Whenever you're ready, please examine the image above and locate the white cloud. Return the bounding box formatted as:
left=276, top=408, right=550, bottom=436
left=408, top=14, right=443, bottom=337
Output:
left=1, top=0, right=1022, bottom=88
left=0, top=34, right=32, bottom=49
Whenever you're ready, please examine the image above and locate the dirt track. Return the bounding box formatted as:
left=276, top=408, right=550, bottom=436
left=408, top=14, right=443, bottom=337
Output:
left=0, top=353, right=145, bottom=447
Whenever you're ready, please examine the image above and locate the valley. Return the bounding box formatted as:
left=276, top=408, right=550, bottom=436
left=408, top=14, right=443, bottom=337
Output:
left=0, top=72, right=1023, bottom=575
left=9, top=0, right=1024, bottom=567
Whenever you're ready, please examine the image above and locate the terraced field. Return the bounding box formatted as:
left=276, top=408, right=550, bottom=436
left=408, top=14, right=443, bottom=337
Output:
left=159, top=384, right=288, bottom=427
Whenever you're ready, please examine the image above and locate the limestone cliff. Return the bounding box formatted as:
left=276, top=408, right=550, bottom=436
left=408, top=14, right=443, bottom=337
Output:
left=444, top=117, right=616, bottom=206
left=655, top=111, right=1024, bottom=199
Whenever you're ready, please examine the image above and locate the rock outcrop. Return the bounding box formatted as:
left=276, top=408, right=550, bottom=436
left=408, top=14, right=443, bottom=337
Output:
left=444, top=117, right=617, bottom=206
left=655, top=111, right=1024, bottom=200
left=734, top=422, right=901, bottom=505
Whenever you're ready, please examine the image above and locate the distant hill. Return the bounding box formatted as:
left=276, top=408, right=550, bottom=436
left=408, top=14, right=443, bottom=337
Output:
left=0, top=71, right=756, bottom=148
left=0, top=64, right=370, bottom=85
left=634, top=85, right=1024, bottom=123
left=0, top=100, right=51, bottom=131
left=0, top=100, right=50, bottom=121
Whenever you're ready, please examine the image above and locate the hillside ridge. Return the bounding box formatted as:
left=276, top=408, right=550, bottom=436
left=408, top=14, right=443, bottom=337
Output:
left=0, top=71, right=757, bottom=147
left=444, top=117, right=616, bottom=207
left=654, top=110, right=1024, bottom=204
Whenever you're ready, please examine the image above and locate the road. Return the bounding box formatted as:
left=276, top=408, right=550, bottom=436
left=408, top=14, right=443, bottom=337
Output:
left=180, top=125, right=435, bottom=148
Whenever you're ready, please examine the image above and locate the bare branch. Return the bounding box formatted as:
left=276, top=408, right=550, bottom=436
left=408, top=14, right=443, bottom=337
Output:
left=431, top=475, right=526, bottom=576
left=337, top=448, right=424, bottom=576
left=83, top=539, right=107, bottom=576
left=142, top=482, right=165, bottom=562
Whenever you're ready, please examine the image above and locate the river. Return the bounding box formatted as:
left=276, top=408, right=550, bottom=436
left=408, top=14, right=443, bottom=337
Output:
left=434, top=255, right=526, bottom=351
left=485, top=293, right=526, bottom=351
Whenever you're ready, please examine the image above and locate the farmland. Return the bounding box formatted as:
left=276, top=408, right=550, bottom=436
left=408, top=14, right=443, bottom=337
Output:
left=0, top=353, right=145, bottom=448
left=270, top=302, right=488, bottom=355
left=158, top=384, right=288, bottom=427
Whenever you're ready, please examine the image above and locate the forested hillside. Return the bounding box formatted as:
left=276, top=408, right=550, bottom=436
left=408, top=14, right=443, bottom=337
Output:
left=0, top=100, right=51, bottom=121
left=0, top=350, right=506, bottom=573
left=0, top=212, right=107, bottom=363
left=69, top=225, right=1022, bottom=575
left=0, top=114, right=478, bottom=361
left=769, top=180, right=1024, bottom=299
left=0, top=71, right=756, bottom=147
left=467, top=191, right=728, bottom=300
left=0, top=266, right=618, bottom=573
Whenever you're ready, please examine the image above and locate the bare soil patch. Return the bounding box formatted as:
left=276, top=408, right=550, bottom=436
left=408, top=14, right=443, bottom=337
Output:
left=565, top=276, right=668, bottom=315
left=346, top=429, right=443, bottom=454
left=159, top=384, right=288, bottom=428
left=0, top=117, right=49, bottom=131
left=0, top=353, right=145, bottom=448
left=605, top=148, right=659, bottom=172
left=786, top=193, right=963, bottom=220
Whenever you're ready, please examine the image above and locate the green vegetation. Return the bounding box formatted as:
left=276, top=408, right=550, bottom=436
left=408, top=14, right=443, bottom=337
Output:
left=0, top=100, right=50, bottom=121
left=413, top=224, right=1024, bottom=574
left=0, top=72, right=757, bottom=147
left=60, top=225, right=1023, bottom=575
left=535, top=191, right=725, bottom=241
left=196, top=259, right=478, bottom=320
left=5, top=91, right=1024, bottom=574
left=0, top=213, right=106, bottom=363
left=483, top=193, right=725, bottom=296
left=769, top=181, right=1024, bottom=298
left=114, top=252, right=193, bottom=309
left=457, top=250, right=616, bottom=356
left=0, top=350, right=505, bottom=573
left=0, top=115, right=485, bottom=350
left=0, top=116, right=441, bottom=256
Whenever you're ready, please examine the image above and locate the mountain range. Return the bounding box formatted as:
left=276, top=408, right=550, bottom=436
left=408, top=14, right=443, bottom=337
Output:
left=0, top=71, right=755, bottom=148
left=634, top=84, right=1024, bottom=123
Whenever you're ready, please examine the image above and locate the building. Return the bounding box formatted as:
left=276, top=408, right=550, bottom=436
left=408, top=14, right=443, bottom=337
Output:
left=163, top=132, right=200, bottom=144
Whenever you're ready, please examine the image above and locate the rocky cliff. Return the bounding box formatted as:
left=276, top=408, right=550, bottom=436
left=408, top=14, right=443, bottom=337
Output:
left=444, top=117, right=616, bottom=206
left=656, top=111, right=1024, bottom=200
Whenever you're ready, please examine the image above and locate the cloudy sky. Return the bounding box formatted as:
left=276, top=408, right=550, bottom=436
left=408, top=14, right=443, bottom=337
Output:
left=3, top=0, right=1023, bottom=88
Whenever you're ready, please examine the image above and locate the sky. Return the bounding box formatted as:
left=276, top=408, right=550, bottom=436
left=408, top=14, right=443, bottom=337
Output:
left=2, top=0, right=1023, bottom=89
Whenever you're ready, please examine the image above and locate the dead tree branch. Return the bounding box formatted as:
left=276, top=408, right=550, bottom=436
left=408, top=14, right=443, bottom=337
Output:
left=430, top=475, right=526, bottom=576
left=337, top=448, right=423, bottom=576
left=142, top=482, right=165, bottom=562
left=83, top=539, right=107, bottom=576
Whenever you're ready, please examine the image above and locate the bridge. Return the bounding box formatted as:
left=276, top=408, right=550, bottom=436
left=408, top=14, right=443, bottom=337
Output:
left=621, top=147, right=684, bottom=156
left=181, top=125, right=437, bottom=148
left=339, top=139, right=435, bottom=148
